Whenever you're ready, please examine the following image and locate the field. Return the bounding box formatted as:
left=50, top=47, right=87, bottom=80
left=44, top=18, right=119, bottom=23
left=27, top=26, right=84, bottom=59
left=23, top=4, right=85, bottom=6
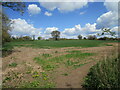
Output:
left=2, top=40, right=119, bottom=88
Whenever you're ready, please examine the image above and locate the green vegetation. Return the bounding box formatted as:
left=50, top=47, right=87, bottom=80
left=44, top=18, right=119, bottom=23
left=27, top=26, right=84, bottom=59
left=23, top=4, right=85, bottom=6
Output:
left=34, top=51, right=94, bottom=71
left=3, top=40, right=118, bottom=50
left=83, top=56, right=119, bottom=88
left=9, top=62, right=17, bottom=67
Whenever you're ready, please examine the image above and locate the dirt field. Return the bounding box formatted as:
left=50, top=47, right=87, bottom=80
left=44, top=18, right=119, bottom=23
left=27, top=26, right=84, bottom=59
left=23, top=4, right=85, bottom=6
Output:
left=2, top=43, right=118, bottom=88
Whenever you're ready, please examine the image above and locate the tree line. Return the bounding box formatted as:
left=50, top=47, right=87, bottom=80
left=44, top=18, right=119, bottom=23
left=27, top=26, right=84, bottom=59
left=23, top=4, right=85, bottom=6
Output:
left=1, top=2, right=119, bottom=45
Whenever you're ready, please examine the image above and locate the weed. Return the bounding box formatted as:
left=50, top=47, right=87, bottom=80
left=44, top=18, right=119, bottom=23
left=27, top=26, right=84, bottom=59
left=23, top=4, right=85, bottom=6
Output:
left=32, top=75, right=40, bottom=78
left=55, top=51, right=58, bottom=53
left=9, top=62, right=17, bottom=67
left=62, top=73, right=68, bottom=76
left=42, top=53, right=52, bottom=58
left=83, top=57, right=119, bottom=88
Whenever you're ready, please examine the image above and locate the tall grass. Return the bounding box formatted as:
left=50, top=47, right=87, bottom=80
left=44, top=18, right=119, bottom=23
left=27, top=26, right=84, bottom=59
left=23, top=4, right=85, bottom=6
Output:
left=83, top=54, right=119, bottom=88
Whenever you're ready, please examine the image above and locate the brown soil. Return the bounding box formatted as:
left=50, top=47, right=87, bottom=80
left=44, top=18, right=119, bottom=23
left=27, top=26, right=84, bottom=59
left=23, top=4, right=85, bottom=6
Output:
left=2, top=43, right=118, bottom=88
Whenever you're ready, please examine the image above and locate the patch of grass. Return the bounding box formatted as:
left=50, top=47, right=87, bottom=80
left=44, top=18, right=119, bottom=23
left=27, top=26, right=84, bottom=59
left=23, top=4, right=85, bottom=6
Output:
left=42, top=53, right=52, bottom=58
left=83, top=57, right=120, bottom=88
left=65, top=53, right=94, bottom=59
left=34, top=57, right=57, bottom=71
left=3, top=40, right=118, bottom=49
left=32, top=75, right=40, bottom=78
left=66, top=50, right=81, bottom=53
left=3, top=77, right=12, bottom=83
left=9, top=62, right=17, bottom=67
left=65, top=60, right=79, bottom=67
left=62, top=73, right=69, bottom=76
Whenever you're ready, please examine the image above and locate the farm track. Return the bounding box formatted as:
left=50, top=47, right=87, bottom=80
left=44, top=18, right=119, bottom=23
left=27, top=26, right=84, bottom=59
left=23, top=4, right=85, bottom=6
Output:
left=2, top=43, right=118, bottom=88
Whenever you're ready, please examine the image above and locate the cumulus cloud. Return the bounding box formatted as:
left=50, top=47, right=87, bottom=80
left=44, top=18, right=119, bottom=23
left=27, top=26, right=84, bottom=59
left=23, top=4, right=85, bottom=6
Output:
left=10, top=18, right=42, bottom=37
left=39, top=1, right=88, bottom=12
left=62, top=23, right=100, bottom=38
left=42, top=27, right=58, bottom=38
left=62, top=24, right=82, bottom=36
left=96, top=1, right=118, bottom=29
left=96, top=11, right=118, bottom=29
left=28, top=4, right=41, bottom=15
left=44, top=11, right=52, bottom=16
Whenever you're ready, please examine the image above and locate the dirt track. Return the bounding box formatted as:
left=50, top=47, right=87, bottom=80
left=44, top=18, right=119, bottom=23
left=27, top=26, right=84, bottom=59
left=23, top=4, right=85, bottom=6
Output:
left=2, top=43, right=118, bottom=88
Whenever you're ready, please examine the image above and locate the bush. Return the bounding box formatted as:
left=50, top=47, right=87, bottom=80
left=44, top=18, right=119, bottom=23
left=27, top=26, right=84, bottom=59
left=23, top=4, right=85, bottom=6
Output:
left=87, top=35, right=97, bottom=40
left=83, top=57, right=120, bottom=88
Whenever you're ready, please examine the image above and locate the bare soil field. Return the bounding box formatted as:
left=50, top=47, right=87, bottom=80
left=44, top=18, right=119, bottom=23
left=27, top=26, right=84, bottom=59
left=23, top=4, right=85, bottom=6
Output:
left=2, top=43, right=118, bottom=88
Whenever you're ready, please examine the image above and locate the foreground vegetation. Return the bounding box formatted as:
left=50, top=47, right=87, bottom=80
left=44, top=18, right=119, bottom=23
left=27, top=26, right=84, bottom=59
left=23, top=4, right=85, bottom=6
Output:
left=83, top=50, right=119, bottom=88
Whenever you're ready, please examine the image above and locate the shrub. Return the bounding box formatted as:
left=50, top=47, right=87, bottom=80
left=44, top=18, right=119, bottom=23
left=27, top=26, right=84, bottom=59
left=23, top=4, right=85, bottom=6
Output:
left=83, top=57, right=119, bottom=88
left=87, top=35, right=97, bottom=40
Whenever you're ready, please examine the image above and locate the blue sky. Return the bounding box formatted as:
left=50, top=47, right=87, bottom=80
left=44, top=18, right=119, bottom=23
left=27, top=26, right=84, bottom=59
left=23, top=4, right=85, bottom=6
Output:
left=3, top=1, right=118, bottom=39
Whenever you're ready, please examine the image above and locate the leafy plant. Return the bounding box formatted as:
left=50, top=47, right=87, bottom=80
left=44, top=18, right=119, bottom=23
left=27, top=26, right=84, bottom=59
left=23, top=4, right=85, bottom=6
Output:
left=9, top=62, right=17, bottom=67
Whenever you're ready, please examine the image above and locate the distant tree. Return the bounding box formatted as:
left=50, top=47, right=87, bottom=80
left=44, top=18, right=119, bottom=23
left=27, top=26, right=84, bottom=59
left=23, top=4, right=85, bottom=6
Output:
left=87, top=35, right=97, bottom=40
left=23, top=36, right=32, bottom=40
left=51, top=31, right=60, bottom=40
left=83, top=37, right=87, bottom=40
left=38, top=36, right=42, bottom=40
left=78, top=35, right=82, bottom=40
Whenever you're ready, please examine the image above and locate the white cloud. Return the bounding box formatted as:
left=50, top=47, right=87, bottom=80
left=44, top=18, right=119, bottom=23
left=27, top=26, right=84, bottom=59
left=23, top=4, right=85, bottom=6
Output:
left=62, top=23, right=100, bottom=38
left=43, top=27, right=58, bottom=38
left=96, top=11, right=118, bottom=29
left=39, top=1, right=88, bottom=12
left=28, top=4, right=41, bottom=15
left=44, top=11, right=52, bottom=16
left=62, top=24, right=82, bottom=36
left=10, top=18, right=42, bottom=37
left=96, top=1, right=118, bottom=29
left=80, top=11, right=86, bottom=15
left=104, top=1, right=118, bottom=12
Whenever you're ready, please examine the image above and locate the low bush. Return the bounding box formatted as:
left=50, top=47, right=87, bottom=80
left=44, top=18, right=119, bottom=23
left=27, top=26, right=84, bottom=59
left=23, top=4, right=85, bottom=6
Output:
left=83, top=56, right=119, bottom=88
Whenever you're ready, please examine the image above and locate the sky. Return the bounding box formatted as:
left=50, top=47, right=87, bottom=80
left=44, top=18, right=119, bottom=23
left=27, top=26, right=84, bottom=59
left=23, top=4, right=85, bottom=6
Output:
left=3, top=0, right=119, bottom=39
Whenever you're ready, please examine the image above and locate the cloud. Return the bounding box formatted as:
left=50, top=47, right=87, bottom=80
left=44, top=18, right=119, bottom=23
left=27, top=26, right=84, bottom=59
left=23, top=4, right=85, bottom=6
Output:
left=39, top=1, right=88, bottom=12
left=42, top=27, right=58, bottom=38
left=104, top=1, right=118, bottom=12
left=96, top=11, right=118, bottom=29
left=10, top=18, right=42, bottom=37
left=44, top=11, right=52, bottom=16
left=28, top=4, right=41, bottom=15
left=62, top=24, right=82, bottom=36
left=62, top=23, right=100, bottom=38
left=96, top=1, right=118, bottom=29
left=80, top=11, right=86, bottom=15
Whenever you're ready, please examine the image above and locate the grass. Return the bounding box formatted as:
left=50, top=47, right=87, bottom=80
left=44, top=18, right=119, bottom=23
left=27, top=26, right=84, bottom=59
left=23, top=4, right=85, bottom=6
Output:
left=34, top=51, right=94, bottom=71
left=82, top=56, right=120, bottom=88
left=3, top=40, right=118, bottom=50
left=9, top=62, right=17, bottom=67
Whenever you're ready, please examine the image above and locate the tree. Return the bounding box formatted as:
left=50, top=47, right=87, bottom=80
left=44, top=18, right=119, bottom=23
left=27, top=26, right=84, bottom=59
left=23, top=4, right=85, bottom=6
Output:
left=23, top=36, right=32, bottom=41
left=2, top=2, right=26, bottom=44
left=51, top=31, right=60, bottom=40
left=87, top=35, right=97, bottom=40
left=1, top=13, right=11, bottom=44
left=2, top=2, right=26, bottom=15
left=38, top=36, right=42, bottom=40
left=78, top=35, right=82, bottom=40
left=83, top=37, right=87, bottom=40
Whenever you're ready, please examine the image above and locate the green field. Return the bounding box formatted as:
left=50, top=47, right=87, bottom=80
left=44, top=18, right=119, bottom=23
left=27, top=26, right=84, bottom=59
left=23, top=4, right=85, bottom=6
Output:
left=3, top=40, right=118, bottom=50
